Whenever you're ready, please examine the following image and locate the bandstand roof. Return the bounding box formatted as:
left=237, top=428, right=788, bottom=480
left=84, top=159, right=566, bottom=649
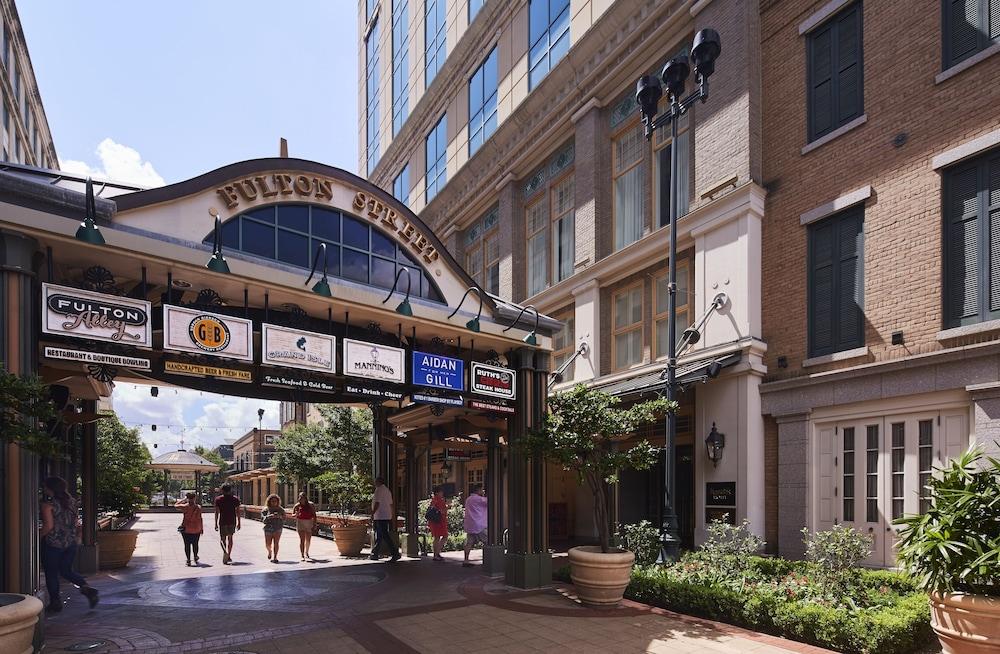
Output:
left=147, top=449, right=222, bottom=473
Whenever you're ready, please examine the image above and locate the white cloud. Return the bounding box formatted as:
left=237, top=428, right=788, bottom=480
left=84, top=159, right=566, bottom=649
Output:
left=60, top=138, right=165, bottom=187
left=111, top=384, right=279, bottom=455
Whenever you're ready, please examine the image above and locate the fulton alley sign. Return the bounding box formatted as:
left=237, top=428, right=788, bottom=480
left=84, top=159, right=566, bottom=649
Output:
left=412, top=351, right=464, bottom=391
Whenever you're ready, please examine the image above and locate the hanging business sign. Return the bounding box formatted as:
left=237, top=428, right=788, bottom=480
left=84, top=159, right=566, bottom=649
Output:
left=163, top=305, right=253, bottom=362
left=444, top=449, right=472, bottom=462
left=412, top=392, right=464, bottom=407
left=470, top=362, right=516, bottom=400
left=342, top=338, right=405, bottom=383
left=343, top=383, right=404, bottom=401
left=468, top=398, right=515, bottom=414
left=164, top=360, right=252, bottom=383
left=261, top=324, right=335, bottom=373
left=412, top=351, right=464, bottom=391
left=261, top=372, right=337, bottom=394
left=42, top=283, right=152, bottom=347
left=43, top=346, right=151, bottom=371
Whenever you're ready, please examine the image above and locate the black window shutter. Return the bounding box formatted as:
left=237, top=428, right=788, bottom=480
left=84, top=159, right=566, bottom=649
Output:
left=808, top=3, right=863, bottom=142
left=809, top=207, right=865, bottom=357
left=945, top=165, right=981, bottom=324
left=988, top=157, right=1000, bottom=314
left=948, top=0, right=983, bottom=66
left=991, top=0, right=1000, bottom=39
left=836, top=6, right=862, bottom=125
left=809, top=24, right=834, bottom=140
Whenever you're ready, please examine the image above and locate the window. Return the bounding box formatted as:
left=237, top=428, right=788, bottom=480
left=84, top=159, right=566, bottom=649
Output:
left=467, top=468, right=484, bottom=496
left=366, top=0, right=379, bottom=20
left=654, top=111, right=691, bottom=225
left=943, top=150, right=1000, bottom=327
left=526, top=175, right=574, bottom=296
left=943, top=0, right=1000, bottom=68
left=612, top=284, right=643, bottom=369
left=918, top=420, right=933, bottom=513
left=653, top=261, right=690, bottom=359
left=366, top=20, right=381, bottom=175
left=613, top=122, right=646, bottom=250
left=842, top=426, right=855, bottom=522
left=425, top=114, right=447, bottom=202
left=465, top=205, right=500, bottom=295
left=891, top=422, right=905, bottom=520
left=528, top=0, right=570, bottom=89
left=808, top=206, right=864, bottom=357
left=468, top=46, right=498, bottom=156
left=552, top=307, right=575, bottom=380
left=865, top=424, right=879, bottom=523
left=2, top=25, right=7, bottom=71
left=393, top=164, right=410, bottom=203
left=204, top=204, right=443, bottom=302
left=469, top=0, right=485, bottom=21
left=425, top=0, right=446, bottom=88
left=392, top=0, right=409, bottom=136
left=806, top=3, right=863, bottom=142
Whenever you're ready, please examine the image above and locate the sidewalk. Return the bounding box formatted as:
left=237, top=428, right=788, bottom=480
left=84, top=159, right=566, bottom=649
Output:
left=43, top=513, right=829, bottom=653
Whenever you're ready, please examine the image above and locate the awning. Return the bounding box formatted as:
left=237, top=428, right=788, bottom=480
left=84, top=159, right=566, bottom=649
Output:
left=595, top=351, right=742, bottom=400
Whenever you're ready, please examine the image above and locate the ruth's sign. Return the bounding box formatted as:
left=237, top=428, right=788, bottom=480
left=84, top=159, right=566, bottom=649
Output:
left=412, top=351, right=464, bottom=391
left=342, top=338, right=405, bottom=384
left=262, top=324, right=335, bottom=373
left=42, top=283, right=152, bottom=347
left=471, top=362, right=516, bottom=400
left=44, top=346, right=151, bottom=370
left=162, top=306, right=253, bottom=362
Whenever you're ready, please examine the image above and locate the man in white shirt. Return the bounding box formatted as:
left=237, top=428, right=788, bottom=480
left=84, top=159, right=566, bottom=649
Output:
left=370, top=477, right=400, bottom=561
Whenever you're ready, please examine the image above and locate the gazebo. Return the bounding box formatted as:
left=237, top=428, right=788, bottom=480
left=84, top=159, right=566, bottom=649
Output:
left=147, top=446, right=222, bottom=507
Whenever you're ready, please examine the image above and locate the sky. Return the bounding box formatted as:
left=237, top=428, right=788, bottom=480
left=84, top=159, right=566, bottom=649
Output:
left=20, top=2, right=359, bottom=452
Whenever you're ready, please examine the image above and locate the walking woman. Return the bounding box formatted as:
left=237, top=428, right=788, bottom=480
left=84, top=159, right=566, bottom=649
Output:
left=261, top=494, right=286, bottom=562
left=292, top=491, right=316, bottom=562
left=174, top=492, right=204, bottom=566
left=427, top=486, right=448, bottom=562
left=39, top=476, right=99, bottom=612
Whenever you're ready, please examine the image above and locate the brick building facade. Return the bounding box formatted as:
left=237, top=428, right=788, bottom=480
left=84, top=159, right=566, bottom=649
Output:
left=760, top=0, right=1000, bottom=560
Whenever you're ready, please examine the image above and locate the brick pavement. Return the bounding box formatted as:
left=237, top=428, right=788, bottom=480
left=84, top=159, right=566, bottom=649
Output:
left=42, top=513, right=829, bottom=653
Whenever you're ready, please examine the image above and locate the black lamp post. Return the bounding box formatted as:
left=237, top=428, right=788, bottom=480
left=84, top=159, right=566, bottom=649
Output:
left=635, top=28, right=721, bottom=563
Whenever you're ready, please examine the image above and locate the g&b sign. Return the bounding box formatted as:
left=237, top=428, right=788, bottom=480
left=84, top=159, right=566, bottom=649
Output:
left=42, top=283, right=152, bottom=347
left=163, top=305, right=253, bottom=362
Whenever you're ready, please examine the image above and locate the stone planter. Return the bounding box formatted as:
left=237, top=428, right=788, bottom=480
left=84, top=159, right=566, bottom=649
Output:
left=568, top=546, right=635, bottom=607
left=0, top=594, right=43, bottom=654
left=96, top=529, right=139, bottom=569
left=930, top=591, right=1000, bottom=654
left=331, top=523, right=368, bottom=557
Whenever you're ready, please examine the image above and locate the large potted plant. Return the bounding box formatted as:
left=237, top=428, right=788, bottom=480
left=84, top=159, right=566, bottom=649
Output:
left=0, top=593, right=43, bottom=654
left=96, top=413, right=151, bottom=568
left=895, top=445, right=1000, bottom=654
left=529, top=384, right=670, bottom=606
left=315, top=470, right=371, bottom=557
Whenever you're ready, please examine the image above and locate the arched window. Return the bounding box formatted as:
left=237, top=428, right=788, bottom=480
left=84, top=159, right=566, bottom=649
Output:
left=208, top=204, right=444, bottom=302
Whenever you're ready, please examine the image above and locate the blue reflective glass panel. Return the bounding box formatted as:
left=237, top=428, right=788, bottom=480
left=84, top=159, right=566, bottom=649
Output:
left=371, top=229, right=395, bottom=257
left=277, top=205, right=310, bottom=232
left=246, top=207, right=275, bottom=224
left=311, top=208, right=340, bottom=242
left=221, top=218, right=239, bottom=249
left=277, top=230, right=309, bottom=266
left=241, top=219, right=275, bottom=258
left=371, top=256, right=396, bottom=289
left=343, top=215, right=369, bottom=250
left=342, top=248, right=369, bottom=283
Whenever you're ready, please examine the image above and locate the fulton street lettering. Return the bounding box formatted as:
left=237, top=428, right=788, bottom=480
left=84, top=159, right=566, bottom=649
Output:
left=42, top=283, right=152, bottom=347
left=215, top=173, right=334, bottom=210
left=470, top=362, right=516, bottom=400
left=412, top=351, right=464, bottom=391
left=353, top=191, right=440, bottom=264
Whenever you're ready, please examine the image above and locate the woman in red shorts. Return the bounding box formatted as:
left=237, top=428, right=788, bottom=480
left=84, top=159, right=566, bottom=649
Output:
left=427, top=486, right=448, bottom=561
left=292, top=492, right=316, bottom=562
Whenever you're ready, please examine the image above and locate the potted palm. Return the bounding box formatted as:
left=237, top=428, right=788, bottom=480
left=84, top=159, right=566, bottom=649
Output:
left=529, top=384, right=670, bottom=606
left=895, top=445, right=1000, bottom=654
left=314, top=470, right=371, bottom=556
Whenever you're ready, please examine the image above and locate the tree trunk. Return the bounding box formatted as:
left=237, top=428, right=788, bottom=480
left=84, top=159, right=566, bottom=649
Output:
left=586, top=472, right=610, bottom=553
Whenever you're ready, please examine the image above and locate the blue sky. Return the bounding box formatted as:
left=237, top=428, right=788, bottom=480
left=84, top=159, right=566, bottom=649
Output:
left=20, top=3, right=359, bottom=451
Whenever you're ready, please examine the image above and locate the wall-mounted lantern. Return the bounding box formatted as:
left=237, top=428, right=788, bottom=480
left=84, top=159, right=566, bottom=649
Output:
left=502, top=304, right=540, bottom=346
left=705, top=422, right=725, bottom=467
left=382, top=268, right=413, bottom=316
left=205, top=211, right=231, bottom=274
left=305, top=243, right=332, bottom=297
left=448, top=286, right=485, bottom=332
left=75, top=178, right=106, bottom=245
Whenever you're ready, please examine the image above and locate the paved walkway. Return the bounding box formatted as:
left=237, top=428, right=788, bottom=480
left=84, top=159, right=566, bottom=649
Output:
left=43, top=513, right=830, bottom=654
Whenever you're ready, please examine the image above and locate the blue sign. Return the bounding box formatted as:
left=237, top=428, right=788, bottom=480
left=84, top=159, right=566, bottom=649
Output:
left=412, top=351, right=465, bottom=391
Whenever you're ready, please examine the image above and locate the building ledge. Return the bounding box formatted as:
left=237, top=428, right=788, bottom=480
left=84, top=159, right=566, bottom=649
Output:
left=937, top=318, right=1000, bottom=341
left=932, top=127, right=1000, bottom=170
left=799, top=186, right=871, bottom=226
left=802, top=346, right=869, bottom=368
left=936, top=43, right=1000, bottom=85
left=801, top=115, right=867, bottom=156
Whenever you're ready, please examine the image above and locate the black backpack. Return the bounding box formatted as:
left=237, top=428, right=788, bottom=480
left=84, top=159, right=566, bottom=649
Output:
left=425, top=505, right=442, bottom=523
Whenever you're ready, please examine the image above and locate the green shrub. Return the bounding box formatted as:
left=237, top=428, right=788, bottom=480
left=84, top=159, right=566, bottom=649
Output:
left=696, top=518, right=765, bottom=584
left=617, top=520, right=660, bottom=565
left=802, top=524, right=872, bottom=596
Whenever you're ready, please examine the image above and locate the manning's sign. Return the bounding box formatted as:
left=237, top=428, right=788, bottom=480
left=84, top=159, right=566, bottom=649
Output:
left=342, top=338, right=405, bottom=384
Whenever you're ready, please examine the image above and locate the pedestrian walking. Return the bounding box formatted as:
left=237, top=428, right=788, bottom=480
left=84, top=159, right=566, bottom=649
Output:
left=262, top=494, right=286, bottom=562
left=427, top=486, right=448, bottom=562
left=214, top=484, right=242, bottom=564
left=462, top=484, right=488, bottom=567
left=292, top=492, right=316, bottom=561
left=39, top=476, right=99, bottom=613
left=174, top=492, right=204, bottom=566
left=370, top=476, right=400, bottom=561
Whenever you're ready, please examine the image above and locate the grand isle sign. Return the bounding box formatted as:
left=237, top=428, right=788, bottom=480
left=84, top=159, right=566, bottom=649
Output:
left=262, top=324, right=335, bottom=373
left=42, top=283, right=152, bottom=347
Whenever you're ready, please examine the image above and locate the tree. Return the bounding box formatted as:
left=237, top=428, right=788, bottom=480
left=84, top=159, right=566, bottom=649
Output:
left=0, top=366, right=60, bottom=457
left=273, top=406, right=374, bottom=488
left=527, top=384, right=672, bottom=553
left=272, top=423, right=333, bottom=486
left=193, top=445, right=228, bottom=497
left=97, top=412, right=154, bottom=520
left=317, top=405, right=373, bottom=474
left=313, top=470, right=371, bottom=526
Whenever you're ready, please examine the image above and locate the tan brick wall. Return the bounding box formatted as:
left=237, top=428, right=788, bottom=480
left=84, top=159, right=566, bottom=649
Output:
left=761, top=0, right=1000, bottom=383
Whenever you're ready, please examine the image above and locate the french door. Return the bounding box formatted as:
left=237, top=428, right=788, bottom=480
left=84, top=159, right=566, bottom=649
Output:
left=817, top=408, right=968, bottom=567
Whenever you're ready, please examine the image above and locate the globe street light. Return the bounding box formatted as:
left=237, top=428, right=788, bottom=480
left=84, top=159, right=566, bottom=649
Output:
left=635, top=28, right=721, bottom=563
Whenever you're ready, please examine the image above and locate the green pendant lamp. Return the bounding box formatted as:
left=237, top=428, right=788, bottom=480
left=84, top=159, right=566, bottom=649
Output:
left=75, top=178, right=106, bottom=245
left=382, top=268, right=413, bottom=316
left=205, top=213, right=231, bottom=274
left=305, top=243, right=333, bottom=297
left=448, top=287, right=485, bottom=332
left=502, top=304, right=540, bottom=346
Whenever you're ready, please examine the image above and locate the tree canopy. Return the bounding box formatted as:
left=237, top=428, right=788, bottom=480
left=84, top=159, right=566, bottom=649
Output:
left=97, top=411, right=154, bottom=519
left=273, top=406, right=373, bottom=486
